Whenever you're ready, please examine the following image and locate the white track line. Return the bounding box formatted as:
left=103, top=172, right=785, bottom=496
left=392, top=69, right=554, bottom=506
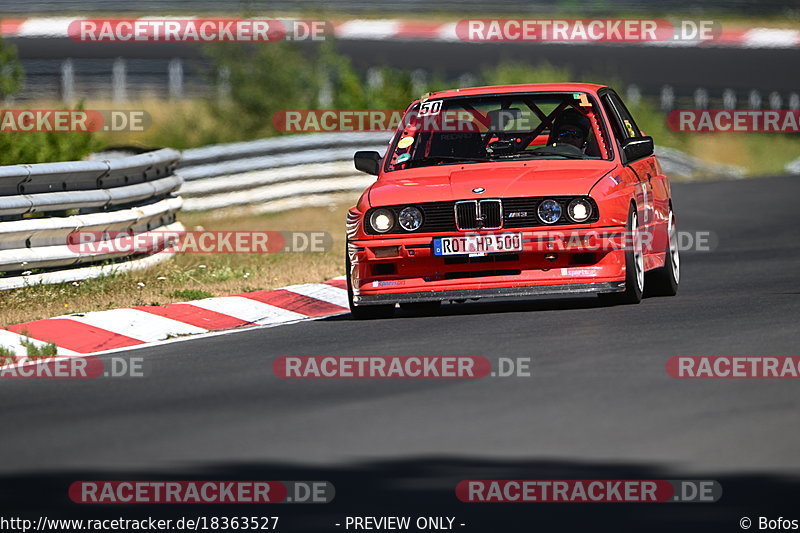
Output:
left=188, top=296, right=306, bottom=325
left=62, top=308, right=207, bottom=342
left=284, top=283, right=349, bottom=308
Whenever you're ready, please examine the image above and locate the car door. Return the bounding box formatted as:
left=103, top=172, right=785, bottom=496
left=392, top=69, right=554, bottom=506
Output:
left=601, top=90, right=658, bottom=255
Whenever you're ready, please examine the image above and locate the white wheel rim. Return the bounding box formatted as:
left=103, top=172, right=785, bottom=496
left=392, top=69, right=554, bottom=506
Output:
left=632, top=212, right=644, bottom=292
left=669, top=212, right=680, bottom=284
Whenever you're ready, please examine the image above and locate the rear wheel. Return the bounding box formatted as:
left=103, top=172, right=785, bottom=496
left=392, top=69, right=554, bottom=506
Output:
left=346, top=251, right=395, bottom=320
left=600, top=205, right=644, bottom=305
left=645, top=208, right=679, bottom=296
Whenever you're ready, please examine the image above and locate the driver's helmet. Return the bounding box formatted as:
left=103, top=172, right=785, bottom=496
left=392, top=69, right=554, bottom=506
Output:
left=549, top=108, right=591, bottom=147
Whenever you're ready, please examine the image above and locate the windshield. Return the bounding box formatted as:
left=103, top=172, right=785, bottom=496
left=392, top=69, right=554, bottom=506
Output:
left=384, top=91, right=612, bottom=172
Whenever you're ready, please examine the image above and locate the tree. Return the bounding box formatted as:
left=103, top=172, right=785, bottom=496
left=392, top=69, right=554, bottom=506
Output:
left=0, top=35, right=23, bottom=101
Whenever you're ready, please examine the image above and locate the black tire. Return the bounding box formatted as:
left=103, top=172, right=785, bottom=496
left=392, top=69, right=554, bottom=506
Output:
left=645, top=208, right=680, bottom=297
left=399, top=301, right=441, bottom=316
left=599, top=205, right=644, bottom=305
left=346, top=251, right=395, bottom=320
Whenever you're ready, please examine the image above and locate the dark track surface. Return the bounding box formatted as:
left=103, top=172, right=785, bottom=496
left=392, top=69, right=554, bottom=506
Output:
left=11, top=37, right=800, bottom=94
left=1, top=174, right=799, bottom=532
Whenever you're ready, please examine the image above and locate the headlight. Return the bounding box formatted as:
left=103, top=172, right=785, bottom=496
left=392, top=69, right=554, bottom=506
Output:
left=537, top=199, right=562, bottom=224
left=567, top=198, right=593, bottom=223
left=369, top=208, right=394, bottom=233
left=398, top=206, right=423, bottom=231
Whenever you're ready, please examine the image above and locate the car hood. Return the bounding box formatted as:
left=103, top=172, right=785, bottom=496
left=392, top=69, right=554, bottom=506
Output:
left=368, top=160, right=618, bottom=206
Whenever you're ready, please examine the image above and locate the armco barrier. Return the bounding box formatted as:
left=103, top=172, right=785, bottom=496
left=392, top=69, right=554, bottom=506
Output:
left=0, top=148, right=183, bottom=289
left=176, top=132, right=388, bottom=212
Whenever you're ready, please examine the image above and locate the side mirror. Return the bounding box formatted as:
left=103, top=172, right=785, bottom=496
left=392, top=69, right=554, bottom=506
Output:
left=621, top=136, right=654, bottom=162
left=354, top=151, right=382, bottom=176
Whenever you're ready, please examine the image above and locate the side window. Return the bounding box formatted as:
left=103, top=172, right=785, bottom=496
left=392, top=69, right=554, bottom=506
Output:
left=607, top=92, right=642, bottom=139
left=600, top=95, right=626, bottom=146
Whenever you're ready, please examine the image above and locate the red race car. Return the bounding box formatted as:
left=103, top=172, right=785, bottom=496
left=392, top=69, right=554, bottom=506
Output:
left=347, top=83, right=679, bottom=319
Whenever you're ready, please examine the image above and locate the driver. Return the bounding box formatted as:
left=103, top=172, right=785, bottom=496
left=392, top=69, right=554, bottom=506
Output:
left=550, top=108, right=592, bottom=152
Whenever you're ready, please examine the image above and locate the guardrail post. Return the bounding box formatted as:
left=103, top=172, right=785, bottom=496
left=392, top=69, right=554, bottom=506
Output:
left=748, top=90, right=761, bottom=110
left=457, top=73, right=476, bottom=88
left=217, top=66, right=231, bottom=102
left=61, top=59, right=75, bottom=104
left=112, top=57, right=128, bottom=103
left=693, top=88, right=708, bottom=110
left=411, top=69, right=428, bottom=96
left=168, top=58, right=184, bottom=100
left=722, top=89, right=736, bottom=110
left=366, top=68, right=383, bottom=90
left=625, top=84, right=641, bottom=107
left=318, top=67, right=333, bottom=107
left=660, top=85, right=674, bottom=112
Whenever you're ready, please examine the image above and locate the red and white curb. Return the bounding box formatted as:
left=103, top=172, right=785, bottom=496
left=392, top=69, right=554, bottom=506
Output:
left=1, top=17, right=799, bottom=48
left=0, top=277, right=349, bottom=357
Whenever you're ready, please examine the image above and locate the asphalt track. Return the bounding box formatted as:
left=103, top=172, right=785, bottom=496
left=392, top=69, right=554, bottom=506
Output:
left=1, top=174, right=799, bottom=532
left=12, top=38, right=800, bottom=94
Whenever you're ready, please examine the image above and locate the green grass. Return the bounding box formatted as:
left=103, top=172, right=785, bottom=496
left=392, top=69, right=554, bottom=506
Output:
left=169, top=289, right=215, bottom=300
left=0, top=345, right=17, bottom=366
left=18, top=332, right=58, bottom=359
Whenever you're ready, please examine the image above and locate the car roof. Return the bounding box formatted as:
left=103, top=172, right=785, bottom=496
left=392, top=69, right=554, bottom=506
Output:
left=426, top=83, right=608, bottom=100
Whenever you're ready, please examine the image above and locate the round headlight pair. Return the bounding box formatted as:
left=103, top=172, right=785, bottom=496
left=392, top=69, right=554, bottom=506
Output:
left=537, top=199, right=562, bottom=224
left=567, top=198, right=593, bottom=223
left=537, top=198, right=593, bottom=224
left=369, top=207, right=423, bottom=233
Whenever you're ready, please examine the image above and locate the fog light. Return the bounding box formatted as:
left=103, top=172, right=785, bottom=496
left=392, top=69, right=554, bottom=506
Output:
left=373, top=246, right=400, bottom=258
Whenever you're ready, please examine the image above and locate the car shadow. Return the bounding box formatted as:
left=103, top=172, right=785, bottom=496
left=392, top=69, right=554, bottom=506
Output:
left=1, top=456, right=795, bottom=533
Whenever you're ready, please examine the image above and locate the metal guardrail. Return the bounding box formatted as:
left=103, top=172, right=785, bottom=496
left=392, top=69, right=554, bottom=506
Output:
left=786, top=155, right=800, bottom=175
left=177, top=132, right=387, bottom=212
left=655, top=146, right=745, bottom=180
left=0, top=148, right=183, bottom=289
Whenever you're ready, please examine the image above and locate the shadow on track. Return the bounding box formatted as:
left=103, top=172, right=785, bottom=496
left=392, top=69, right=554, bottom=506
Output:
left=2, top=457, right=796, bottom=533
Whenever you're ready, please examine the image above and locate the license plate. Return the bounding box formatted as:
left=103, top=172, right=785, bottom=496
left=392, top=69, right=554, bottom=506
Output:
left=433, top=233, right=523, bottom=256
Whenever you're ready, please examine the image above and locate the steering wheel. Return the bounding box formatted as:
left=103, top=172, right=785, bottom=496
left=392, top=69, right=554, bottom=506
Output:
left=531, top=143, right=586, bottom=158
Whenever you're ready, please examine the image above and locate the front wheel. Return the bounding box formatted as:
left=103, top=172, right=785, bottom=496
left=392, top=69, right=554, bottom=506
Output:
left=346, top=251, right=395, bottom=320
left=599, top=205, right=644, bottom=305
left=645, top=208, right=679, bottom=297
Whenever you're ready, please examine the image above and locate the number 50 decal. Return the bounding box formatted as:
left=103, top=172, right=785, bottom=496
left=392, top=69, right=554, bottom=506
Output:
left=419, top=100, right=443, bottom=117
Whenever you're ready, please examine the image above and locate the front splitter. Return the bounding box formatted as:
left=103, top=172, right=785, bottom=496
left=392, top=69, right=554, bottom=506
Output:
left=354, top=281, right=625, bottom=306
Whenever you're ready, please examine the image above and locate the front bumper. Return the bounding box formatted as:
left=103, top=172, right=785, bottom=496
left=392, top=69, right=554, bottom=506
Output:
left=355, top=281, right=625, bottom=305
left=350, top=226, right=628, bottom=306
